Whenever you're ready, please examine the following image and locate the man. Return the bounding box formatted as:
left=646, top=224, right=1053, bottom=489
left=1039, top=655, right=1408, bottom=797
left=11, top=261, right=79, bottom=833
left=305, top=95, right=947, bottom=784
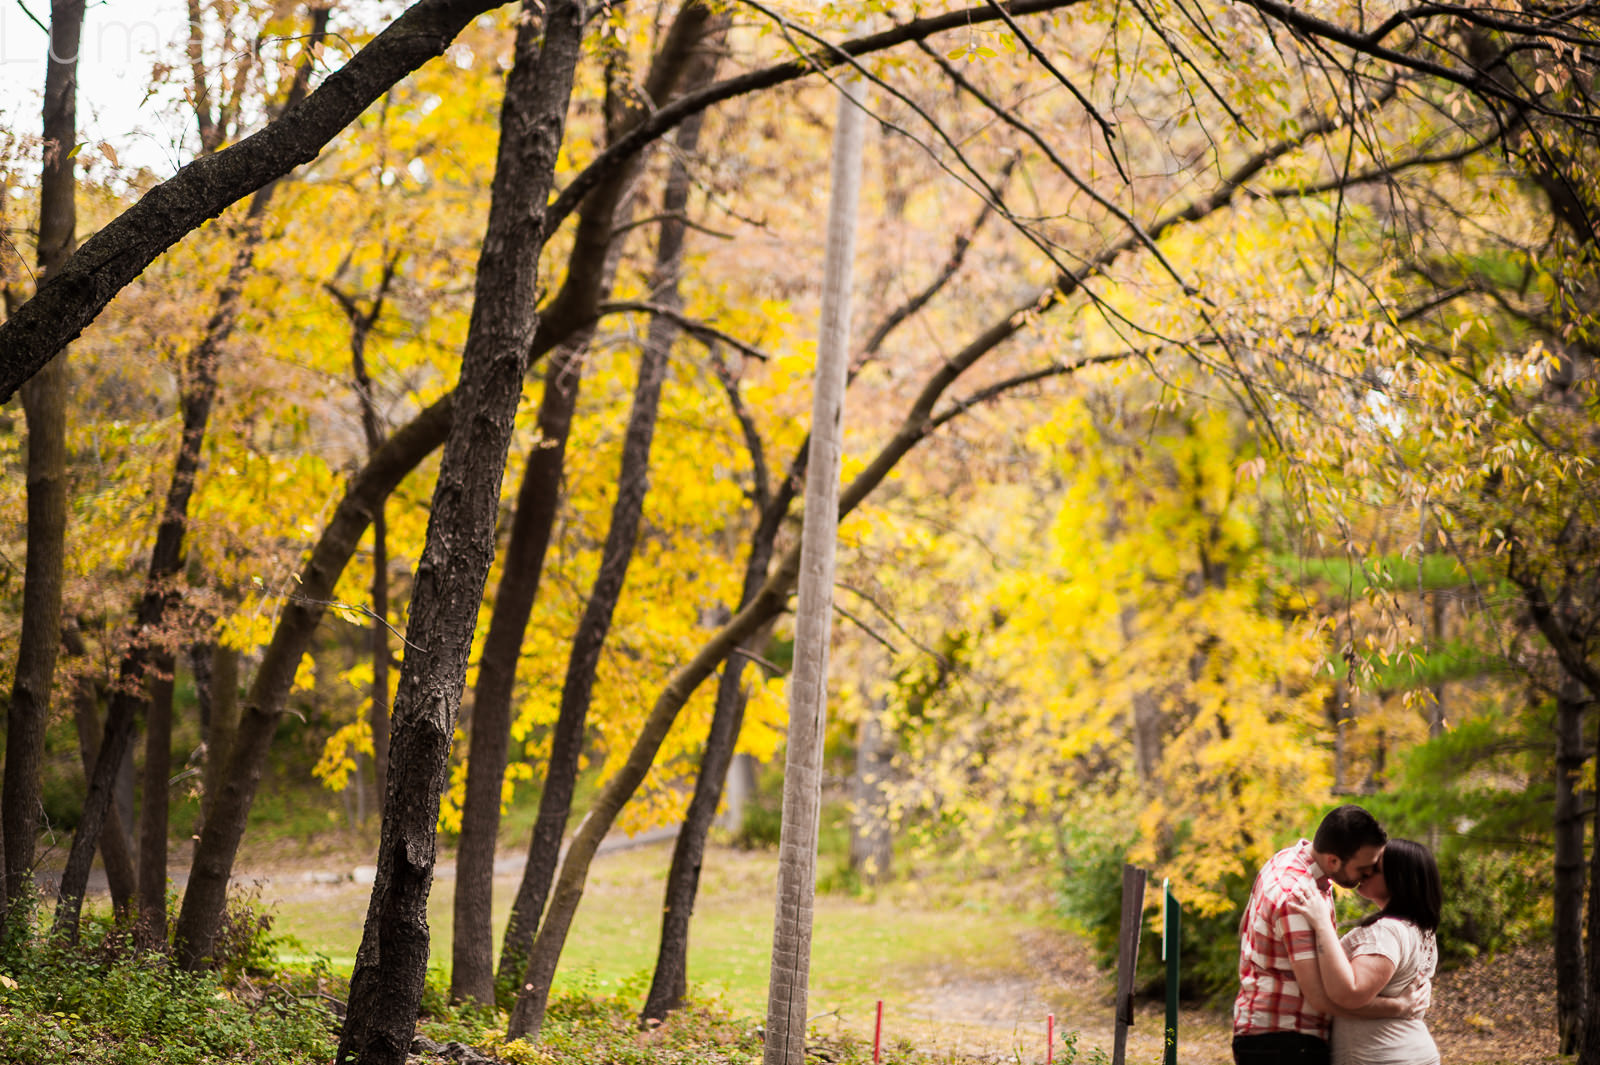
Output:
left=1233, top=804, right=1422, bottom=1064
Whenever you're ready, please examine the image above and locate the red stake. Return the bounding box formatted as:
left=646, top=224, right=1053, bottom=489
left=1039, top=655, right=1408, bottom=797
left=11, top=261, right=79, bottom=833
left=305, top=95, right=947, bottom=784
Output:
left=1047, top=1013, right=1055, bottom=1064
left=874, top=999, right=883, bottom=1064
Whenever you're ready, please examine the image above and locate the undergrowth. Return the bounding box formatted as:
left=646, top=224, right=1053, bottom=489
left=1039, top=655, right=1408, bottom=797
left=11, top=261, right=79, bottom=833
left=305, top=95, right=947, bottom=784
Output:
left=0, top=897, right=338, bottom=1065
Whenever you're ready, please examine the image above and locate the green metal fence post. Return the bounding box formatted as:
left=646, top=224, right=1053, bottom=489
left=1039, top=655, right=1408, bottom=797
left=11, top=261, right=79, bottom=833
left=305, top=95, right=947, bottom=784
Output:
left=1163, top=879, right=1180, bottom=1065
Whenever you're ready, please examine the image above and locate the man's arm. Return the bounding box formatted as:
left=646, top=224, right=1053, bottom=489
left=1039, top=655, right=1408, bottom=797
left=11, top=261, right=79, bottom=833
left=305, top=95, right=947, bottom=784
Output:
left=1340, top=977, right=1430, bottom=1019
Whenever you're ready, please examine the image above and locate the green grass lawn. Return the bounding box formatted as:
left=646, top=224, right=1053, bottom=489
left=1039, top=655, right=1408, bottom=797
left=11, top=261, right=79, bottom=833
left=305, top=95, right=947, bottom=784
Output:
left=267, top=839, right=1042, bottom=1025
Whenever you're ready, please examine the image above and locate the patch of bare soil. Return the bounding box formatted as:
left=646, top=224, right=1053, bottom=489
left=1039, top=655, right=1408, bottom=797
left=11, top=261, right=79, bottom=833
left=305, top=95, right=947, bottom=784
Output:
left=1429, top=942, right=1561, bottom=1064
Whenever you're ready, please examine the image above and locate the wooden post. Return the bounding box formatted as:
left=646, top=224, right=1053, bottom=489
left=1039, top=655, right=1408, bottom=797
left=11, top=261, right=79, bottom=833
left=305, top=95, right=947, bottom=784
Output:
left=1163, top=879, right=1180, bottom=1065
left=1113, top=864, right=1147, bottom=1065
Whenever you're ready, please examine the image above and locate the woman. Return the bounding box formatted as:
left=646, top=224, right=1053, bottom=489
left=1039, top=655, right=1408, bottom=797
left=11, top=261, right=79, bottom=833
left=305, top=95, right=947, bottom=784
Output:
left=1290, top=838, right=1442, bottom=1065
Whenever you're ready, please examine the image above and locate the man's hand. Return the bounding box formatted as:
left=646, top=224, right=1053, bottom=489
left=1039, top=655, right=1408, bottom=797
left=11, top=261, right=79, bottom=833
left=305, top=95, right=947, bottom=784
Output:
left=1394, top=974, right=1431, bottom=1018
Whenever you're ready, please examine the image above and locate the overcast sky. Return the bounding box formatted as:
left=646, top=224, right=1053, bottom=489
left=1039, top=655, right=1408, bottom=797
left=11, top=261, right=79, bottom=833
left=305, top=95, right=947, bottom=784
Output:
left=2, top=0, right=192, bottom=175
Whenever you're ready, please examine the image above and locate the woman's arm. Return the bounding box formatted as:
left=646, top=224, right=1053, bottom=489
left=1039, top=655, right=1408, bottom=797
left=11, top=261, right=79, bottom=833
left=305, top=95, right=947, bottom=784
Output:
left=1288, top=887, right=1399, bottom=1010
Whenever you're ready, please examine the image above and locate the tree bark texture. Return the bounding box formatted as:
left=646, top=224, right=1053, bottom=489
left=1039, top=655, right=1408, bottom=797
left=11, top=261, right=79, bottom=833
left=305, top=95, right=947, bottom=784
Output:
left=763, top=78, right=864, bottom=1065
left=333, top=4, right=585, bottom=1062
left=2, top=0, right=84, bottom=927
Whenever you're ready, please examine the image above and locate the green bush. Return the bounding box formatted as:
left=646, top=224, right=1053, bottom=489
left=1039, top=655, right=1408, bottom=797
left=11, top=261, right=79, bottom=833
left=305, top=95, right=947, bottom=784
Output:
left=1432, top=844, right=1550, bottom=965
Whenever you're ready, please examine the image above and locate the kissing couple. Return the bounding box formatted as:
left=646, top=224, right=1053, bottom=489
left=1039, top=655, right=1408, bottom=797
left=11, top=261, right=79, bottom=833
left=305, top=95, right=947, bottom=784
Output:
left=1233, top=804, right=1441, bottom=1065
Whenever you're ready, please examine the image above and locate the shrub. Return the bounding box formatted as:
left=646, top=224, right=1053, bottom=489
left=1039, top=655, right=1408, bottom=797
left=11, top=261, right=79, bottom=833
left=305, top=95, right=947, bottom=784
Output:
left=0, top=908, right=336, bottom=1065
left=0, top=927, right=334, bottom=1055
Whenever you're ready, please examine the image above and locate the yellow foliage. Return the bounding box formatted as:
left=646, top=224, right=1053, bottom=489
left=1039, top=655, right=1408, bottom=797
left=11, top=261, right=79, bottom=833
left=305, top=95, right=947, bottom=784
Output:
left=313, top=721, right=374, bottom=792
left=292, top=652, right=316, bottom=693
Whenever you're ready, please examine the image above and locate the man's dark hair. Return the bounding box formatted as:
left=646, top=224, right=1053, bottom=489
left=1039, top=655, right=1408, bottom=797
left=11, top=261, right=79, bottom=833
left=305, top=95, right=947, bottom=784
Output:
left=1312, top=804, right=1387, bottom=860
left=1362, top=838, right=1443, bottom=933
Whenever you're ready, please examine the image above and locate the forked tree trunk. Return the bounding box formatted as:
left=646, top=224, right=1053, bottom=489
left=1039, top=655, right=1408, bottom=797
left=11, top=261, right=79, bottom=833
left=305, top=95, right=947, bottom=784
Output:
left=643, top=519, right=781, bottom=1023
left=487, top=4, right=723, bottom=1002
left=2, top=0, right=83, bottom=929
left=333, top=4, right=584, bottom=1062
left=763, top=77, right=864, bottom=1065
left=454, top=349, right=581, bottom=1007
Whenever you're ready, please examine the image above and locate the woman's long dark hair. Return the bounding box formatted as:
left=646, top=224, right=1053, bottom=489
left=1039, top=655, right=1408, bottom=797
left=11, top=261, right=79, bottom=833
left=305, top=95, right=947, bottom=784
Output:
left=1361, top=838, right=1442, bottom=933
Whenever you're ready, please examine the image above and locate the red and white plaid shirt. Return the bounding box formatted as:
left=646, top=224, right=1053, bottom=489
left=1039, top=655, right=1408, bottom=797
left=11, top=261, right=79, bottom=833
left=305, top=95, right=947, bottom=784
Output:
left=1233, top=839, right=1334, bottom=1039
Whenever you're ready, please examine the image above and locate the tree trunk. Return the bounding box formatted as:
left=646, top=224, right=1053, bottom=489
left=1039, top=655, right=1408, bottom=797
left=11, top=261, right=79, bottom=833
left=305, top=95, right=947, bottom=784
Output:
left=1556, top=676, right=1588, bottom=1053
left=1583, top=744, right=1600, bottom=1065
left=763, top=77, right=864, bottom=1065
left=848, top=695, right=893, bottom=885
left=1, top=0, right=84, bottom=929
left=1122, top=603, right=1163, bottom=785
left=198, top=642, right=241, bottom=838
left=454, top=351, right=580, bottom=1007
left=641, top=644, right=760, bottom=1023
left=489, top=3, right=724, bottom=1001
left=723, top=753, right=758, bottom=831
left=331, top=257, right=402, bottom=801
left=136, top=654, right=176, bottom=947
left=68, top=678, right=135, bottom=916
left=333, top=4, right=584, bottom=1062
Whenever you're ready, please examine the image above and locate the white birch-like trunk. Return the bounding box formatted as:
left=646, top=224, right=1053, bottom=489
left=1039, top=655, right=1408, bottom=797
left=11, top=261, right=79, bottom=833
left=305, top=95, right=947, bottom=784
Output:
left=762, top=79, right=865, bottom=1065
